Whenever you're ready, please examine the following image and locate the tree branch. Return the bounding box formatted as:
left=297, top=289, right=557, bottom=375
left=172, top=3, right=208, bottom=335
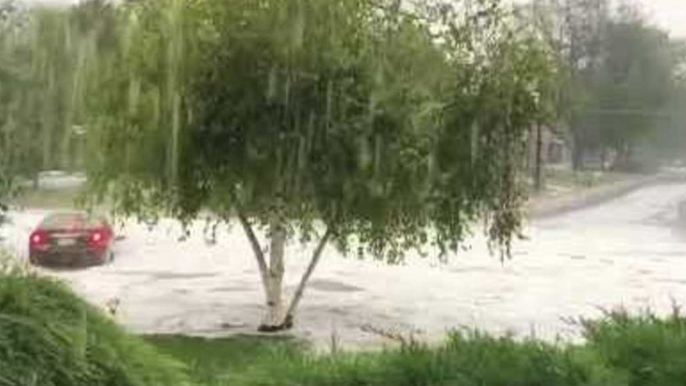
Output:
left=234, top=205, right=270, bottom=295
left=283, top=227, right=333, bottom=324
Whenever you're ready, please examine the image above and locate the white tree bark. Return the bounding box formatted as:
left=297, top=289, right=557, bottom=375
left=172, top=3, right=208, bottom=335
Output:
left=259, top=223, right=286, bottom=330
left=283, top=229, right=332, bottom=327
left=236, top=205, right=333, bottom=331
left=236, top=210, right=269, bottom=295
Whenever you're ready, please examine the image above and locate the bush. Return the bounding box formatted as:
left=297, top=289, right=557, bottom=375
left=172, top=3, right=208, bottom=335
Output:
left=0, top=258, right=191, bottom=386
left=582, top=309, right=686, bottom=386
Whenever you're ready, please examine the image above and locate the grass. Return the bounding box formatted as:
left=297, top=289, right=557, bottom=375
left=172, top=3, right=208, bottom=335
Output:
left=146, top=335, right=303, bottom=386
left=0, top=255, right=190, bottom=386
left=582, top=309, right=686, bottom=386
left=528, top=167, right=634, bottom=198
left=148, top=333, right=619, bottom=386
left=146, top=310, right=686, bottom=386
left=545, top=168, right=629, bottom=188
left=3, top=252, right=686, bottom=386
left=147, top=310, right=686, bottom=386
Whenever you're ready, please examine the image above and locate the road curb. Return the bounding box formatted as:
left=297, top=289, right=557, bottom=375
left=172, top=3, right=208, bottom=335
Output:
left=527, top=174, right=671, bottom=219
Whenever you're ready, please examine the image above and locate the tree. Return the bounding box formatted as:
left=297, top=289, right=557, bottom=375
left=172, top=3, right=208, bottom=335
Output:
left=0, top=1, right=93, bottom=191
left=0, top=0, right=27, bottom=224
left=514, top=1, right=568, bottom=190
left=82, top=0, right=555, bottom=331
left=644, top=39, right=686, bottom=163
left=590, top=8, right=675, bottom=171
left=527, top=0, right=609, bottom=170
left=527, top=0, right=682, bottom=171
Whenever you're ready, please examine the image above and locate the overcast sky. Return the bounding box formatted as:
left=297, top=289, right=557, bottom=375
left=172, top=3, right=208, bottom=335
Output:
left=16, top=0, right=686, bottom=37
left=637, top=0, right=686, bottom=38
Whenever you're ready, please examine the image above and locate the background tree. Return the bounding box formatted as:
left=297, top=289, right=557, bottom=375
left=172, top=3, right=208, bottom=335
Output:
left=527, top=0, right=610, bottom=170
left=589, top=7, right=675, bottom=171
left=514, top=1, right=569, bottom=190
left=0, top=1, right=94, bottom=191
left=81, top=0, right=555, bottom=331
left=0, top=0, right=28, bottom=225
left=525, top=0, right=683, bottom=171
left=646, top=39, right=686, bottom=163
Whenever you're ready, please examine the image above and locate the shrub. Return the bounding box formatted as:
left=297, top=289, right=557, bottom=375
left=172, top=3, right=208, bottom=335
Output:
left=582, top=308, right=686, bottom=386
left=0, top=258, right=191, bottom=386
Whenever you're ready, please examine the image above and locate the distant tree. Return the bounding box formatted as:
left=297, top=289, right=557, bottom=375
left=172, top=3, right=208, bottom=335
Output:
left=526, top=0, right=683, bottom=171
left=527, top=0, right=610, bottom=170
left=0, top=0, right=27, bottom=221
left=83, top=0, right=555, bottom=331
left=589, top=8, right=675, bottom=171
left=0, top=3, right=88, bottom=191
left=646, top=39, right=686, bottom=163
left=514, top=0, right=569, bottom=190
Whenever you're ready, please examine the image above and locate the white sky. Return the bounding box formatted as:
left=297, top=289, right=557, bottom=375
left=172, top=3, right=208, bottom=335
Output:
left=510, top=0, right=686, bottom=38
left=635, top=0, right=686, bottom=38
left=16, top=0, right=686, bottom=38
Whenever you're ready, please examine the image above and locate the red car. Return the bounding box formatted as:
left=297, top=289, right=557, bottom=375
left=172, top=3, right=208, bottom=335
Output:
left=29, top=212, right=115, bottom=267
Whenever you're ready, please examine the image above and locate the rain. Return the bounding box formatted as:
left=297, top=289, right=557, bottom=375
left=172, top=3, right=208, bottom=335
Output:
left=2, top=0, right=686, bottom=384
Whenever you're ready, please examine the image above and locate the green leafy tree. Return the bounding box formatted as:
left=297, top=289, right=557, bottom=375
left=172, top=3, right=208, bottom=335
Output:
left=0, top=2, right=92, bottom=192
left=527, top=0, right=681, bottom=171
left=0, top=0, right=27, bottom=225
left=515, top=1, right=570, bottom=189
left=589, top=8, right=675, bottom=171
left=82, top=0, right=555, bottom=331
left=528, top=0, right=611, bottom=170
left=645, top=39, right=686, bottom=163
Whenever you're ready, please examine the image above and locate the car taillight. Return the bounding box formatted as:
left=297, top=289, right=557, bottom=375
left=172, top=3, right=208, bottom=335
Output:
left=89, top=228, right=109, bottom=248
left=29, top=230, right=48, bottom=247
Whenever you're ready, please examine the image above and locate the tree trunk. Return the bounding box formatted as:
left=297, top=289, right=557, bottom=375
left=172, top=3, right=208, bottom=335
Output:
left=600, top=148, right=607, bottom=171
left=534, top=123, right=544, bottom=192
left=235, top=203, right=334, bottom=332
left=258, top=223, right=287, bottom=332
left=283, top=229, right=332, bottom=327
left=32, top=170, right=40, bottom=190
left=571, top=130, right=584, bottom=171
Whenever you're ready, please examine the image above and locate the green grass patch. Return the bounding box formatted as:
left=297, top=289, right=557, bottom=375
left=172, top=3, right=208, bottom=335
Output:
left=0, top=257, right=190, bottom=386
left=546, top=169, right=632, bottom=189
left=528, top=168, right=635, bottom=198
left=148, top=311, right=686, bottom=386
left=146, top=335, right=303, bottom=385
left=544, top=168, right=630, bottom=189
left=149, top=332, right=619, bottom=386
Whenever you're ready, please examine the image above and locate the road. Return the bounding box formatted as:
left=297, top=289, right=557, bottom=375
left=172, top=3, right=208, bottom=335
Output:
left=3, top=181, right=686, bottom=349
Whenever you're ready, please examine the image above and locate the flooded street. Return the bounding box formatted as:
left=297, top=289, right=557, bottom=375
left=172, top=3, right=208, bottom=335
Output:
left=4, top=181, right=686, bottom=348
